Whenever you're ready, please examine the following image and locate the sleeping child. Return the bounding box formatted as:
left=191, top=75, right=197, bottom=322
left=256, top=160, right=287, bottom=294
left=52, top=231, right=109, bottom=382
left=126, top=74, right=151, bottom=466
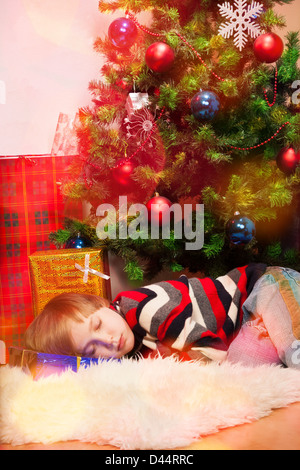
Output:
left=23, top=263, right=300, bottom=369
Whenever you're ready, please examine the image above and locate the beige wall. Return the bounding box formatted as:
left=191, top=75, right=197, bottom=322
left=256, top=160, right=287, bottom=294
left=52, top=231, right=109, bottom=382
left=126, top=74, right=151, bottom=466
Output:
left=275, top=0, right=300, bottom=37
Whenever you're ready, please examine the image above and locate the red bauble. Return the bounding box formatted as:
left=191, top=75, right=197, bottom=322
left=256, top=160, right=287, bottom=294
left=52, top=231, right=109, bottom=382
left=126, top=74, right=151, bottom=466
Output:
left=253, top=33, right=284, bottom=63
left=145, top=42, right=175, bottom=73
left=276, top=147, right=300, bottom=175
left=112, top=160, right=135, bottom=187
left=146, top=194, right=173, bottom=226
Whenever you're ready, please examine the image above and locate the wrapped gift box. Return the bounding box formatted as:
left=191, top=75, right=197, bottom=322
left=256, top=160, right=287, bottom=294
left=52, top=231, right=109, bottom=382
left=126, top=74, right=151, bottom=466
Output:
left=51, top=112, right=80, bottom=156
left=9, top=346, right=118, bottom=380
left=29, top=248, right=111, bottom=317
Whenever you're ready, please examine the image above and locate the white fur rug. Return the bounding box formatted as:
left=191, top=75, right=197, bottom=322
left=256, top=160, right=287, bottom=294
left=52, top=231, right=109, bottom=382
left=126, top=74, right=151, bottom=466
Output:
left=1, top=356, right=300, bottom=450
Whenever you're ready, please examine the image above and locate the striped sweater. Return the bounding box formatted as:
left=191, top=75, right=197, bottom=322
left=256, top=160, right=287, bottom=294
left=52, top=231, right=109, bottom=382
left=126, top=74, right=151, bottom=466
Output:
left=112, top=264, right=267, bottom=362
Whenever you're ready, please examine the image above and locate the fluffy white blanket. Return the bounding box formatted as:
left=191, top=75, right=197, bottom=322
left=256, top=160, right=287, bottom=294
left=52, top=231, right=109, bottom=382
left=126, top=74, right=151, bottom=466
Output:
left=1, top=357, right=300, bottom=450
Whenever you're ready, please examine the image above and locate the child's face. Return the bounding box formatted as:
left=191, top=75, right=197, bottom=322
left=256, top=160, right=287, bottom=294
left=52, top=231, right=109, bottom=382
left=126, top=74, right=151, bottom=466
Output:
left=69, top=307, right=135, bottom=359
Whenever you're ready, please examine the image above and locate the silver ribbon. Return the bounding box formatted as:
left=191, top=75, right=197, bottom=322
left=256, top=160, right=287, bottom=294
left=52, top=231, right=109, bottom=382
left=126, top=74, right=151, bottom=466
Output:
left=75, top=254, right=110, bottom=284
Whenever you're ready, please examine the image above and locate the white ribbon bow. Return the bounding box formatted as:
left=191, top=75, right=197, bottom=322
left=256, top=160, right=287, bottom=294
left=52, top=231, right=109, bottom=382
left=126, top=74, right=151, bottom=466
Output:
left=75, top=254, right=110, bottom=284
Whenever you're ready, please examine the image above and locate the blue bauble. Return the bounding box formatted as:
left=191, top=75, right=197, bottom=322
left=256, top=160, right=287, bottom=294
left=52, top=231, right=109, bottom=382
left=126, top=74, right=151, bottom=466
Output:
left=191, top=90, right=220, bottom=121
left=108, top=17, right=138, bottom=49
left=66, top=234, right=92, bottom=249
left=226, top=214, right=256, bottom=246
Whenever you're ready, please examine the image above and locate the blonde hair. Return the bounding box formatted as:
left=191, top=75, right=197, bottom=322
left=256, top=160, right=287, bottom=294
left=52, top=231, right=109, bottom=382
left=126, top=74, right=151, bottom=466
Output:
left=24, top=293, right=110, bottom=356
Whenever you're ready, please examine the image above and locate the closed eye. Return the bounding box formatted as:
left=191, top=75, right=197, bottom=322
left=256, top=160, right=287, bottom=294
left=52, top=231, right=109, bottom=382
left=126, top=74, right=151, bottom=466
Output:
left=92, top=318, right=101, bottom=331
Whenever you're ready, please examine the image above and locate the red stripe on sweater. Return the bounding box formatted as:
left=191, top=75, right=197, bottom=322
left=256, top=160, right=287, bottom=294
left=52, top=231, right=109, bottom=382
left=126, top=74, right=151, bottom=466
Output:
left=236, top=265, right=249, bottom=324
left=125, top=308, right=138, bottom=329
left=113, top=290, right=149, bottom=329
left=199, top=277, right=227, bottom=331
left=200, top=328, right=228, bottom=345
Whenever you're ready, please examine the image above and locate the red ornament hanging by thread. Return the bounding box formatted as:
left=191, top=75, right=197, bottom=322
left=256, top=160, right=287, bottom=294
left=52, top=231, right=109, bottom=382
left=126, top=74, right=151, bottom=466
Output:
left=112, top=160, right=135, bottom=187
left=145, top=42, right=175, bottom=73
left=146, top=193, right=173, bottom=226
left=253, top=33, right=284, bottom=64
left=276, top=147, right=300, bottom=175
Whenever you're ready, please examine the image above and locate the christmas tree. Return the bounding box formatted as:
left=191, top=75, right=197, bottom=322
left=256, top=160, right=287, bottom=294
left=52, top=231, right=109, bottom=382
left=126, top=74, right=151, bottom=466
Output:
left=51, top=0, right=300, bottom=280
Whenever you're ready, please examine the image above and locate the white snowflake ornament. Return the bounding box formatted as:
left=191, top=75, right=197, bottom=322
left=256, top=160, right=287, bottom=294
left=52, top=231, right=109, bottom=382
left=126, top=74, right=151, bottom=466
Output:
left=218, top=0, right=264, bottom=51
left=124, top=108, right=156, bottom=150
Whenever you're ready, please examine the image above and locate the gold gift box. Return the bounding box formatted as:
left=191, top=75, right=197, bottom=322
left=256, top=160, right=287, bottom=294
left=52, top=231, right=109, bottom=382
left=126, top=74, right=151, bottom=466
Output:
left=29, top=248, right=111, bottom=317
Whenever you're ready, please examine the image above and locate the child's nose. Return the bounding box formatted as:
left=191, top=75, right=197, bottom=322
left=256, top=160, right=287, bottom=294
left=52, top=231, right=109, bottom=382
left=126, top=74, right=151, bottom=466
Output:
left=107, top=333, right=114, bottom=343
left=101, top=333, right=116, bottom=348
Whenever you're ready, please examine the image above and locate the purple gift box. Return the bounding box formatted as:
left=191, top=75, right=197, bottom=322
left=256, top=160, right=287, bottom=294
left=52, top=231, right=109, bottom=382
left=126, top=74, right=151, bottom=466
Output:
left=9, top=347, right=118, bottom=380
